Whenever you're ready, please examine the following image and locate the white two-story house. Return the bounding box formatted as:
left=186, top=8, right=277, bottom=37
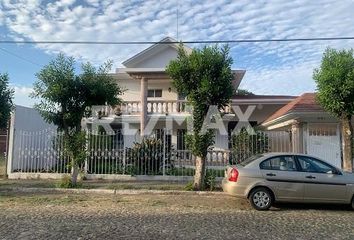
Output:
left=91, top=37, right=295, bottom=153
left=7, top=37, right=351, bottom=177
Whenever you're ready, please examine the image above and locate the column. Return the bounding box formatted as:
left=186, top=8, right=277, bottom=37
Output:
left=140, top=77, right=148, bottom=137
left=291, top=122, right=303, bottom=153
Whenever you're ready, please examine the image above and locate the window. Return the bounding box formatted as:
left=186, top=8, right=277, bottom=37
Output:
left=260, top=156, right=297, bottom=171
left=148, top=89, right=162, bottom=98
left=296, top=156, right=336, bottom=174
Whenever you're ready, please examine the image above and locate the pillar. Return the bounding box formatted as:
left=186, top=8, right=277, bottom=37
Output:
left=291, top=122, right=303, bottom=153
left=140, top=77, right=148, bottom=136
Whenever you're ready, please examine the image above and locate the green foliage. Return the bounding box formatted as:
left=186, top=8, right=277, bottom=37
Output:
left=0, top=73, right=14, bottom=129
left=184, top=181, right=194, bottom=191
left=204, top=171, right=216, bottom=191
left=64, top=130, right=87, bottom=168
left=57, top=175, right=82, bottom=188
left=231, top=128, right=269, bottom=164
left=313, top=48, right=354, bottom=118
left=31, top=53, right=123, bottom=132
left=32, top=54, right=123, bottom=182
left=0, top=154, right=5, bottom=178
left=125, top=138, right=173, bottom=175
left=185, top=171, right=216, bottom=191
left=234, top=89, right=254, bottom=96
left=167, top=45, right=234, bottom=158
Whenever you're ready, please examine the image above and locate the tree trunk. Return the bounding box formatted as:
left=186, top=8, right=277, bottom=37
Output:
left=71, top=162, right=79, bottom=186
left=341, top=115, right=353, bottom=172
left=193, top=156, right=206, bottom=190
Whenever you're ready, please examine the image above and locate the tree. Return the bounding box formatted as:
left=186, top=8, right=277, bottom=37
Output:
left=313, top=48, right=354, bottom=172
left=167, top=45, right=234, bottom=190
left=31, top=54, right=123, bottom=184
left=0, top=73, right=14, bottom=130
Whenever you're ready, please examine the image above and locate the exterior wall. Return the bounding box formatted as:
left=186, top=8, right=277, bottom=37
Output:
left=7, top=106, right=57, bottom=173
left=117, top=78, right=178, bottom=102
left=128, top=47, right=179, bottom=68
left=234, top=104, right=288, bottom=124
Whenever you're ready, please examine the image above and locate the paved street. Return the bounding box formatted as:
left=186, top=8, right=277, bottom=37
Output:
left=0, top=191, right=353, bottom=240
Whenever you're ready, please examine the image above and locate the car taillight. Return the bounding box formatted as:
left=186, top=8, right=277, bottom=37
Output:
left=228, top=168, right=239, bottom=182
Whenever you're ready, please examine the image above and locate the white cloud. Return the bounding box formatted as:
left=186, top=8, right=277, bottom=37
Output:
left=240, top=62, right=318, bottom=96
left=1, top=0, right=354, bottom=95
left=11, top=85, right=35, bottom=107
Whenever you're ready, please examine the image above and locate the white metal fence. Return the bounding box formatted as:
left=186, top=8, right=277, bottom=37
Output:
left=9, top=129, right=292, bottom=178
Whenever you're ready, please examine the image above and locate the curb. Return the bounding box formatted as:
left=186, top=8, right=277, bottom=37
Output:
left=1, top=187, right=226, bottom=196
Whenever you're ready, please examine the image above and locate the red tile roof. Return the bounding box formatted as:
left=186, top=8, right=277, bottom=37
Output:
left=232, top=94, right=296, bottom=100
left=263, top=93, right=324, bottom=123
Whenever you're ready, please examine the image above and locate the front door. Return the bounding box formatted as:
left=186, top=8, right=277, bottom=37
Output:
left=296, top=156, right=347, bottom=203
left=306, top=124, right=341, bottom=168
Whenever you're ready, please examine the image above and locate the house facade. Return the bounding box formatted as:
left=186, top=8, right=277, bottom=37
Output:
left=88, top=37, right=296, bottom=152
left=7, top=37, right=352, bottom=178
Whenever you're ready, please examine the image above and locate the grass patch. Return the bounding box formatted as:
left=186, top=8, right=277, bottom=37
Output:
left=0, top=192, right=88, bottom=205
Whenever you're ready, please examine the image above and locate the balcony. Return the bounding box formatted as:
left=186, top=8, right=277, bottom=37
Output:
left=95, top=100, right=234, bottom=119
left=97, top=100, right=190, bottom=117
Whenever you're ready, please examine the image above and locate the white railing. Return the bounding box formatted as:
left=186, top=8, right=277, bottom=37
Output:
left=96, top=100, right=189, bottom=117
left=147, top=100, right=188, bottom=114
left=9, top=129, right=296, bottom=178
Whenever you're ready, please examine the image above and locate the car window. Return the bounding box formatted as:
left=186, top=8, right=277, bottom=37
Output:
left=297, top=156, right=336, bottom=174
left=260, top=156, right=297, bottom=171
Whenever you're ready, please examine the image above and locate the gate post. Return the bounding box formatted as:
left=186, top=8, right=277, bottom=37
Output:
left=162, top=129, right=166, bottom=176
left=6, top=113, right=16, bottom=177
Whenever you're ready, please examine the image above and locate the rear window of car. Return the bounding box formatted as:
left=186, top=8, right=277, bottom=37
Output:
left=239, top=154, right=264, bottom=166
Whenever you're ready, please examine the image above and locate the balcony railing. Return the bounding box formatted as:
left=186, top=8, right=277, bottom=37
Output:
left=96, top=100, right=189, bottom=117
left=147, top=100, right=188, bottom=114
left=95, top=100, right=234, bottom=118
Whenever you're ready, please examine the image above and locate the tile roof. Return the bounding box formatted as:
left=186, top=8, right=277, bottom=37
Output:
left=263, top=93, right=324, bottom=123
left=232, top=94, right=296, bottom=100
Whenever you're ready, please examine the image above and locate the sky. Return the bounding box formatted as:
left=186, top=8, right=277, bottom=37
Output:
left=0, top=0, right=354, bottom=107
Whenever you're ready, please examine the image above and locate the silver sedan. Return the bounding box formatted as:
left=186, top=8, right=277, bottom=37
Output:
left=222, top=153, right=354, bottom=210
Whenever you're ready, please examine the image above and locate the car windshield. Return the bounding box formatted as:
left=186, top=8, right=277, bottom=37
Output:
left=239, top=154, right=264, bottom=166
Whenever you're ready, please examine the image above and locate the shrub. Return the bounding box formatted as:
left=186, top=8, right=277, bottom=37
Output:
left=125, top=137, right=173, bottom=175
left=230, top=128, right=269, bottom=164
left=184, top=181, right=194, bottom=191
left=204, top=171, right=216, bottom=191
left=57, top=175, right=82, bottom=188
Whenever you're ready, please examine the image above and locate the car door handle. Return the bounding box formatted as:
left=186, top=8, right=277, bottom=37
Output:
left=266, top=173, right=276, bottom=177
left=305, top=175, right=316, bottom=179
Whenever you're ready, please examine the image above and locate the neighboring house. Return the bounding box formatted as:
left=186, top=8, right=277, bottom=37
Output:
left=89, top=37, right=296, bottom=151
left=262, top=93, right=354, bottom=168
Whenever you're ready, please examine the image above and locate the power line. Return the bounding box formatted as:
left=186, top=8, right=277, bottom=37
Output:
left=0, top=47, right=42, bottom=67
left=0, top=37, right=354, bottom=45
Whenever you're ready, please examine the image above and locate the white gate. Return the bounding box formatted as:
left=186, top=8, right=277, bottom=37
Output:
left=306, top=124, right=341, bottom=168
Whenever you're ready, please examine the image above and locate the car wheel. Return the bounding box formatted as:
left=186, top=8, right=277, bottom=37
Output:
left=351, top=196, right=354, bottom=210
left=249, top=187, right=273, bottom=211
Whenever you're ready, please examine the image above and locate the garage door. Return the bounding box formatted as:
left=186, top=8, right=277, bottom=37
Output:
left=306, top=124, right=341, bottom=168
